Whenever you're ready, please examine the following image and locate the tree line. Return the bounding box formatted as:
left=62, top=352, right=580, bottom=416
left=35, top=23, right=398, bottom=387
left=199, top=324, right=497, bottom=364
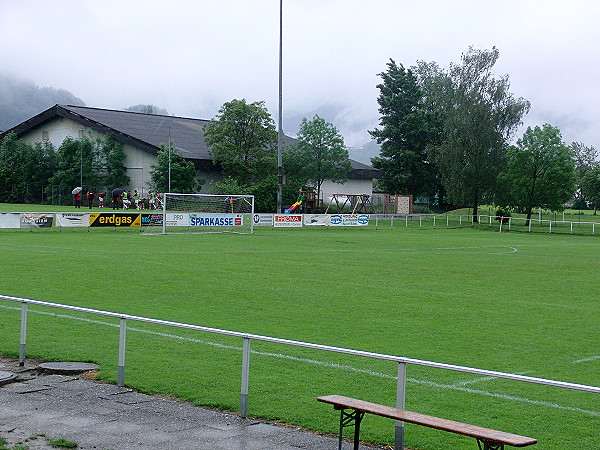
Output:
left=0, top=105, right=350, bottom=211
left=370, top=47, right=598, bottom=220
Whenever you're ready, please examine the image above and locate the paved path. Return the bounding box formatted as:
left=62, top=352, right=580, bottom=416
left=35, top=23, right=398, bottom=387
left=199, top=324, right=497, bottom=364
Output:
left=0, top=357, right=381, bottom=450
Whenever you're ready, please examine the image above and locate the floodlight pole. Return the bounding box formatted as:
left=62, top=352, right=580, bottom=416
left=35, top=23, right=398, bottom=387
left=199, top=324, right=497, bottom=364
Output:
left=276, top=0, right=284, bottom=213
left=168, top=125, right=172, bottom=192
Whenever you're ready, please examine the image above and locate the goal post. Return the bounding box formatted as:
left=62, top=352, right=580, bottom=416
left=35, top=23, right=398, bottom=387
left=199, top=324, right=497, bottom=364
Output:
left=143, top=193, right=255, bottom=235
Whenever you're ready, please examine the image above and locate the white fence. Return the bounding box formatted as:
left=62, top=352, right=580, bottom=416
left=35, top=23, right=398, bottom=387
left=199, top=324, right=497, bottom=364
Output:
left=373, top=213, right=600, bottom=235
left=1, top=294, right=599, bottom=450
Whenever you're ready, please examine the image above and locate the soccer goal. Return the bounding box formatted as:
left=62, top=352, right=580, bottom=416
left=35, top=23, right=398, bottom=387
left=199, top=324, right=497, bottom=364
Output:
left=143, top=193, right=255, bottom=235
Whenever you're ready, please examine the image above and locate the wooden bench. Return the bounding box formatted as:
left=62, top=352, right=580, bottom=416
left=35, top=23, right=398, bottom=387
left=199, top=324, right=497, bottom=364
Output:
left=318, top=395, right=537, bottom=450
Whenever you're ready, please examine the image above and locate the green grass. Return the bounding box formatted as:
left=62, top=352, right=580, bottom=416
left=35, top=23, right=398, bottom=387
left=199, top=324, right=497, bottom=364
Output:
left=0, top=224, right=598, bottom=449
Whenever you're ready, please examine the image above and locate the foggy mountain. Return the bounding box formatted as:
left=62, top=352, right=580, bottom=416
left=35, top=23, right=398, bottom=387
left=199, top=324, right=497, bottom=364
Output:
left=0, top=74, right=86, bottom=132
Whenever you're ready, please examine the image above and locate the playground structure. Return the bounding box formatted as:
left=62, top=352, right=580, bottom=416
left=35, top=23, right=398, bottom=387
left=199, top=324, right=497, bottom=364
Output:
left=285, top=191, right=324, bottom=214
left=325, top=193, right=375, bottom=214
left=382, top=194, right=413, bottom=214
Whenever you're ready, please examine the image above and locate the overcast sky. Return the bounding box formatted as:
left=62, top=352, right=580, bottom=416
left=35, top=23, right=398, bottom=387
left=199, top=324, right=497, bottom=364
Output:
left=1, top=0, right=599, bottom=150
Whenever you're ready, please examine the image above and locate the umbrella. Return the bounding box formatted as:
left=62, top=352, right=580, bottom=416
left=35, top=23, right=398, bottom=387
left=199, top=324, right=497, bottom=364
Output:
left=72, top=187, right=82, bottom=195
left=112, top=188, right=124, bottom=196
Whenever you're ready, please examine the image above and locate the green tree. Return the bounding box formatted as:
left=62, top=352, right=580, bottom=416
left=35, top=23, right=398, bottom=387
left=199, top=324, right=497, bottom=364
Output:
left=0, top=133, right=50, bottom=202
left=369, top=59, right=440, bottom=196
left=203, top=99, right=277, bottom=187
left=49, top=137, right=101, bottom=195
left=571, top=141, right=598, bottom=209
left=285, top=115, right=351, bottom=201
left=581, top=167, right=600, bottom=214
left=99, top=134, right=130, bottom=189
left=419, top=47, right=530, bottom=221
left=500, top=124, right=576, bottom=225
left=149, top=143, right=202, bottom=193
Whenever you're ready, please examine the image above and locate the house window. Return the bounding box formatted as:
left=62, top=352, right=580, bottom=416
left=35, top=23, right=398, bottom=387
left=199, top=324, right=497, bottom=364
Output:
left=42, top=131, right=49, bottom=141
left=78, top=129, right=85, bottom=139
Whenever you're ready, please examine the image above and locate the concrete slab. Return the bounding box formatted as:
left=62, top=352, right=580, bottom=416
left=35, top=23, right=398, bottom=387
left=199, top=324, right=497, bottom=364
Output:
left=38, top=361, right=99, bottom=374
left=0, top=356, right=382, bottom=450
left=0, top=370, right=16, bottom=385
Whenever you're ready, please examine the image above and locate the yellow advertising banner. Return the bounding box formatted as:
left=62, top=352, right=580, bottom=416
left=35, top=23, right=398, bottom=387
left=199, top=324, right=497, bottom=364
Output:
left=89, top=213, right=141, bottom=227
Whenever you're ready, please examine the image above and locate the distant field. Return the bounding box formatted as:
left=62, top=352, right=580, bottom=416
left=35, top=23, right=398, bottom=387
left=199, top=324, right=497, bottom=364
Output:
left=0, top=225, right=598, bottom=449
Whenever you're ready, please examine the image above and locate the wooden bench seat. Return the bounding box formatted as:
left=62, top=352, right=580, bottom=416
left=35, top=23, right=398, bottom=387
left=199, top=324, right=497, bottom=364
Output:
left=318, top=395, right=537, bottom=450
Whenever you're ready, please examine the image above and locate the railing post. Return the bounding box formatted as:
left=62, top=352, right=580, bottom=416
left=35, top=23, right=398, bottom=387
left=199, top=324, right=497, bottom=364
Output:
left=118, top=318, right=127, bottom=386
left=240, top=337, right=251, bottom=418
left=19, top=302, right=28, bottom=366
left=395, top=361, right=406, bottom=450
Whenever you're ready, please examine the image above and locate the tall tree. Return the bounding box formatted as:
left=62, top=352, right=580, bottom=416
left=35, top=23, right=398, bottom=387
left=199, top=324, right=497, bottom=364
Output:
left=285, top=115, right=351, bottom=201
left=369, top=59, right=440, bottom=196
left=0, top=133, right=54, bottom=203
left=149, top=143, right=202, bottom=193
left=49, top=136, right=101, bottom=192
left=420, top=47, right=530, bottom=221
left=500, top=124, right=576, bottom=225
left=571, top=141, right=598, bottom=209
left=203, top=99, right=277, bottom=187
left=99, top=134, right=130, bottom=189
left=582, top=167, right=600, bottom=214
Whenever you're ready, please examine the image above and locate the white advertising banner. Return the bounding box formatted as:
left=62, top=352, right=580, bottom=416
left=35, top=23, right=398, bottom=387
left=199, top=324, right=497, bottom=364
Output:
left=189, top=213, right=244, bottom=227
left=274, top=215, right=303, bottom=228
left=304, top=214, right=329, bottom=226
left=252, top=213, right=274, bottom=226
left=0, top=213, right=21, bottom=229
left=328, top=214, right=371, bottom=226
left=56, top=213, right=90, bottom=227
left=165, top=213, right=189, bottom=227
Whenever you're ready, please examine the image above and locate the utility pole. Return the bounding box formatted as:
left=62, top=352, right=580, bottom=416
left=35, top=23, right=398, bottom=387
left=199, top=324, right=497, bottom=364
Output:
left=276, top=0, right=284, bottom=213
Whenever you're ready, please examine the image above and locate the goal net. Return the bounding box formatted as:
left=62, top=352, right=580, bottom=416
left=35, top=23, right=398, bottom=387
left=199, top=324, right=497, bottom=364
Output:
left=143, top=193, right=255, bottom=235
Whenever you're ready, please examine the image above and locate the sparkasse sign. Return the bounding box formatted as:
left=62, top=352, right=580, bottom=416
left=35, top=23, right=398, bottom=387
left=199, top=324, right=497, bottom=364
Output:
left=189, top=214, right=243, bottom=227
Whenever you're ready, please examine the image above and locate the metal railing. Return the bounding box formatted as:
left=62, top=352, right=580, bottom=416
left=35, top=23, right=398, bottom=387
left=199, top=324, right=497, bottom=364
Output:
left=373, top=213, right=600, bottom=235
left=2, top=294, right=599, bottom=449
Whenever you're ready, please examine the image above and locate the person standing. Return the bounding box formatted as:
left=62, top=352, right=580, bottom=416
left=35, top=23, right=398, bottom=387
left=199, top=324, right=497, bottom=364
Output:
left=86, top=190, right=95, bottom=209
left=133, top=190, right=141, bottom=210
left=74, top=191, right=81, bottom=208
left=112, top=191, right=120, bottom=210
left=122, top=191, right=130, bottom=209
left=98, top=192, right=106, bottom=208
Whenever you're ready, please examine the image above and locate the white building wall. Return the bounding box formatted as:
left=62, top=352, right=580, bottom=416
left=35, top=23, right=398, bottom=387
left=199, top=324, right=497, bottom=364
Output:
left=321, top=179, right=374, bottom=205
left=123, top=144, right=154, bottom=197
left=20, top=116, right=85, bottom=146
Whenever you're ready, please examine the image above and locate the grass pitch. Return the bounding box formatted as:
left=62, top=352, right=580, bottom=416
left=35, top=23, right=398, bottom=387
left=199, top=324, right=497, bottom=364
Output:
left=0, top=225, right=598, bottom=449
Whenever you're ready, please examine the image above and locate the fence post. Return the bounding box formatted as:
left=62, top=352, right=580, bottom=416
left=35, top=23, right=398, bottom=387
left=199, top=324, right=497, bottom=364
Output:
left=395, top=361, right=406, bottom=450
left=240, top=337, right=251, bottom=418
left=19, top=302, right=28, bottom=366
left=118, top=318, right=127, bottom=386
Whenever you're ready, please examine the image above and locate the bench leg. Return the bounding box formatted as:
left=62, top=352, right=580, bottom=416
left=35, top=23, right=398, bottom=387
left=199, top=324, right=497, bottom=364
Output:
left=336, top=407, right=365, bottom=450
left=477, top=439, right=504, bottom=450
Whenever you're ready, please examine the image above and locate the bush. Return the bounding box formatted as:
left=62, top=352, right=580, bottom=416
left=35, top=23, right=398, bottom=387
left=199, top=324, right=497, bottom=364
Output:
left=495, top=208, right=511, bottom=223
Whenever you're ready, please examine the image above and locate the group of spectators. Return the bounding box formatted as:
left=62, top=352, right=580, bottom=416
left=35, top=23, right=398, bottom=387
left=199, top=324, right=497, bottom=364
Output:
left=74, top=189, right=161, bottom=210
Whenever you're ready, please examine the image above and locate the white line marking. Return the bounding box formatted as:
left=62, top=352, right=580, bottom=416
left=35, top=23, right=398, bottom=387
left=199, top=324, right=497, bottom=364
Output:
left=1, top=304, right=597, bottom=417
left=573, top=355, right=600, bottom=363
